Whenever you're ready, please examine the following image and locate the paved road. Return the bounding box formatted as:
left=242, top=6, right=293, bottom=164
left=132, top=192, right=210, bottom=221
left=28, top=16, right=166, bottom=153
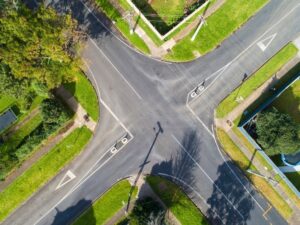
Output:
left=4, top=0, right=300, bottom=225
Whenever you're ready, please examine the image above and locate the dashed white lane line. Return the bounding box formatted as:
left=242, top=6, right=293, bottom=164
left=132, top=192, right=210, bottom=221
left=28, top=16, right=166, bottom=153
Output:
left=158, top=173, right=225, bottom=225
left=171, top=134, right=245, bottom=220
left=88, top=38, right=143, bottom=100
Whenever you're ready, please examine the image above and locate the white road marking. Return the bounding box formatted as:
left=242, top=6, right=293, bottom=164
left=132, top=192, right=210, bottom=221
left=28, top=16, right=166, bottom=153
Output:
left=187, top=3, right=300, bottom=101
left=78, top=0, right=172, bottom=64
left=83, top=60, right=133, bottom=137
left=158, top=173, right=225, bottom=225
left=89, top=38, right=143, bottom=100
left=171, top=134, right=245, bottom=220
left=33, top=135, right=132, bottom=225
left=55, top=170, right=76, bottom=191
left=257, top=33, right=277, bottom=51
left=186, top=63, right=231, bottom=105
left=186, top=104, right=213, bottom=136
left=211, top=125, right=265, bottom=212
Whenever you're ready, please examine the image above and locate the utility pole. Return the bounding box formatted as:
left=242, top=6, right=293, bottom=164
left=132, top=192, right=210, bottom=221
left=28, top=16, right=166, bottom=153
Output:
left=191, top=15, right=207, bottom=41
left=246, top=169, right=278, bottom=185
left=124, top=11, right=135, bottom=35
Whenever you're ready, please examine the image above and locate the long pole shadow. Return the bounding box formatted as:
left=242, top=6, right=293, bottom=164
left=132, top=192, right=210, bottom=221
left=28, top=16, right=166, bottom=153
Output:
left=126, top=122, right=163, bottom=211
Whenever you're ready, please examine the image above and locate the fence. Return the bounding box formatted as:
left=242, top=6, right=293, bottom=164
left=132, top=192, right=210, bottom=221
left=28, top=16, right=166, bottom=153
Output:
left=238, top=73, right=300, bottom=198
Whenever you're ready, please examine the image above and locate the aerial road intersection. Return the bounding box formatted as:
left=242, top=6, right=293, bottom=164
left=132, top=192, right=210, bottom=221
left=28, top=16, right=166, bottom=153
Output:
left=3, top=0, right=300, bottom=224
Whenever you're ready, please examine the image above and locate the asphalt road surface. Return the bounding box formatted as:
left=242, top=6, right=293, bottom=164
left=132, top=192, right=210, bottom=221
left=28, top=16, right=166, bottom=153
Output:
left=4, top=0, right=300, bottom=225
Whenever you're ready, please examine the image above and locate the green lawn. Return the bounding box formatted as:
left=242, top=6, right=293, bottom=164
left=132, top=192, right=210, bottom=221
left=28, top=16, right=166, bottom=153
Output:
left=95, top=0, right=150, bottom=54
left=147, top=176, right=209, bottom=225
left=0, top=126, right=92, bottom=222
left=64, top=72, right=100, bottom=121
left=165, top=0, right=269, bottom=61
left=271, top=79, right=300, bottom=122
left=216, top=43, right=298, bottom=118
left=284, top=172, right=300, bottom=192
left=73, top=180, right=137, bottom=225
left=216, top=129, right=293, bottom=219
left=0, top=96, right=15, bottom=113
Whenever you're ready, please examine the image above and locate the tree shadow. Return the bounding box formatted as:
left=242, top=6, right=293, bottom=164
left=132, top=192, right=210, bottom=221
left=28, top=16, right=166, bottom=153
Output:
left=206, top=162, right=255, bottom=225
left=49, top=0, right=112, bottom=40
left=150, top=129, right=200, bottom=205
left=51, top=199, right=96, bottom=225
left=126, top=121, right=164, bottom=211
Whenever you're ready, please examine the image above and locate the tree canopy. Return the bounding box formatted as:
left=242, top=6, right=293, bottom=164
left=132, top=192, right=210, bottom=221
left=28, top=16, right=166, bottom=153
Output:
left=0, top=1, right=81, bottom=89
left=256, top=107, right=300, bottom=155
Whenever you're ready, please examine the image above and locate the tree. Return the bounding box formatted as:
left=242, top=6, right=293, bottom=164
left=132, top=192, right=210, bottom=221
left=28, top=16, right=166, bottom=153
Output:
left=256, top=107, right=300, bottom=155
left=0, top=3, right=82, bottom=89
left=40, top=98, right=69, bottom=125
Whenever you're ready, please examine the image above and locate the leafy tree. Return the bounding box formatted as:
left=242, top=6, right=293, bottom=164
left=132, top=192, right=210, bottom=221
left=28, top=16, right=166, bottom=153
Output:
left=256, top=107, right=300, bottom=155
left=40, top=98, right=69, bottom=125
left=0, top=3, right=81, bottom=89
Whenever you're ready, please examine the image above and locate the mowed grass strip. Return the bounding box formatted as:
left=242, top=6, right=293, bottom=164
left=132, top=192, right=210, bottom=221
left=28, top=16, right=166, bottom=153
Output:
left=147, top=176, right=209, bottom=225
left=64, top=72, right=99, bottom=121
left=166, top=0, right=269, bottom=61
left=73, top=180, right=137, bottom=225
left=216, top=43, right=298, bottom=118
left=0, top=126, right=92, bottom=222
left=95, top=0, right=150, bottom=54
left=216, top=128, right=292, bottom=219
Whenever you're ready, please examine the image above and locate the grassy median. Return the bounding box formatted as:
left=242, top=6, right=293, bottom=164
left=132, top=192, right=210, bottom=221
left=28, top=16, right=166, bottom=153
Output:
left=147, top=176, right=209, bottom=225
left=166, top=0, right=269, bottom=61
left=216, top=129, right=292, bottom=219
left=73, top=179, right=137, bottom=225
left=64, top=72, right=99, bottom=121
left=216, top=43, right=298, bottom=118
left=0, top=126, right=93, bottom=222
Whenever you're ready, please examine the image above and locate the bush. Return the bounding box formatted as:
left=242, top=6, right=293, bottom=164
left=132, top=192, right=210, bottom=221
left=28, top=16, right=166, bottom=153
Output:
left=40, top=98, right=70, bottom=124
left=256, top=107, right=300, bottom=155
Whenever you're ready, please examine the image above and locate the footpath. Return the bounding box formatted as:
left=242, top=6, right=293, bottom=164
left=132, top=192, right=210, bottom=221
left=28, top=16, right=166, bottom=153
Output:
left=109, top=0, right=224, bottom=58
left=0, top=87, right=97, bottom=191
left=215, top=53, right=300, bottom=224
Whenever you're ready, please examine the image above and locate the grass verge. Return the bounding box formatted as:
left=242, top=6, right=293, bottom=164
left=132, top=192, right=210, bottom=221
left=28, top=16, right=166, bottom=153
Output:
left=73, top=179, right=137, bottom=225
left=147, top=176, right=209, bottom=225
left=165, top=0, right=269, bottom=61
left=0, top=126, right=93, bottom=222
left=64, top=72, right=99, bottom=121
left=216, top=128, right=292, bottom=219
left=216, top=43, right=298, bottom=118
left=95, top=0, right=150, bottom=54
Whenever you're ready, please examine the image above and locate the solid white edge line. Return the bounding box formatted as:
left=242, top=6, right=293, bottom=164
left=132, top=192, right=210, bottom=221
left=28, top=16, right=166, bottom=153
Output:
left=171, top=134, right=245, bottom=220
left=158, top=173, right=225, bottom=225
left=88, top=38, right=143, bottom=100
left=211, top=125, right=265, bottom=212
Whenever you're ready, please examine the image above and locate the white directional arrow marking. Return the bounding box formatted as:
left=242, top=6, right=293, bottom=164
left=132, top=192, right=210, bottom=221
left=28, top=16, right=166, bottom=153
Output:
left=56, top=170, right=76, bottom=190
left=257, top=33, right=277, bottom=51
